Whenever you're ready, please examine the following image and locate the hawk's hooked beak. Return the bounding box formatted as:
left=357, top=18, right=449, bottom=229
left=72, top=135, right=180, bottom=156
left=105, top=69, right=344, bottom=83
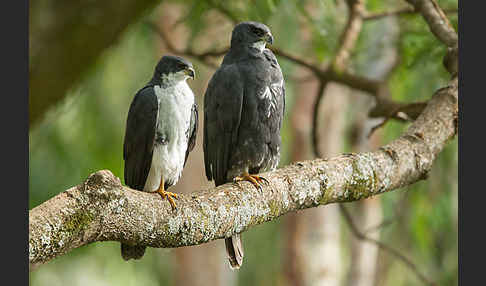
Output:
left=185, top=67, right=195, bottom=79
left=263, top=33, right=273, bottom=45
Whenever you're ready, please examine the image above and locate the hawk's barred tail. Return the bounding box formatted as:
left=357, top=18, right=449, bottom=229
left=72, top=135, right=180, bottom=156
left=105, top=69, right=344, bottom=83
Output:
left=225, top=234, right=244, bottom=270
left=121, top=243, right=146, bottom=261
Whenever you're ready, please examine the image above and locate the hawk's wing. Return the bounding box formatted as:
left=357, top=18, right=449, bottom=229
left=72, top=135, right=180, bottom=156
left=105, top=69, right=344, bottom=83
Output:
left=263, top=49, right=285, bottom=132
left=184, top=102, right=198, bottom=167
left=203, top=64, right=244, bottom=186
left=123, top=86, right=159, bottom=191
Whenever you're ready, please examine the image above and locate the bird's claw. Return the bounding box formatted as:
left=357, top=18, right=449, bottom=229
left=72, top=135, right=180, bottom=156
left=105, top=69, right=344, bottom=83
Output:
left=157, top=189, right=179, bottom=210
left=256, top=175, right=269, bottom=185
left=234, top=173, right=268, bottom=191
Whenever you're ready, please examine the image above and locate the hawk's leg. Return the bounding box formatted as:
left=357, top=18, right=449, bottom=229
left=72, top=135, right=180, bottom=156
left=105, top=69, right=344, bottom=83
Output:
left=233, top=171, right=268, bottom=191
left=156, top=175, right=178, bottom=210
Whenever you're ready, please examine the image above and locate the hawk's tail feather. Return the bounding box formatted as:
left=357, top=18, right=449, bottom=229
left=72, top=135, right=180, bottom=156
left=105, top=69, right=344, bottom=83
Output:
left=225, top=234, right=244, bottom=270
left=121, top=243, right=146, bottom=261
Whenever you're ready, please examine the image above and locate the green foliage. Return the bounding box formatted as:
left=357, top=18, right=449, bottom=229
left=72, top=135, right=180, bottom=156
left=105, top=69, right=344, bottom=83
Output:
left=239, top=219, right=283, bottom=285
left=304, top=0, right=343, bottom=62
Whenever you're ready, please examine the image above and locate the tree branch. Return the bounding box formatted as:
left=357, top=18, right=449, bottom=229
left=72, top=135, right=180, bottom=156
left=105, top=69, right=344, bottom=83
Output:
left=311, top=80, right=329, bottom=158
left=333, top=0, right=366, bottom=72
left=148, top=21, right=225, bottom=70
left=339, top=204, right=437, bottom=285
left=404, top=0, right=458, bottom=76
left=363, top=6, right=458, bottom=21
left=312, top=0, right=366, bottom=158
left=404, top=0, right=458, bottom=48
left=29, top=77, right=457, bottom=270
left=367, top=99, right=428, bottom=138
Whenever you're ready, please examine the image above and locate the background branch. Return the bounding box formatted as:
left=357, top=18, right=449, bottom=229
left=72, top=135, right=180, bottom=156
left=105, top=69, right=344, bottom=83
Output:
left=148, top=21, right=225, bottom=69
left=404, top=0, right=458, bottom=48
left=312, top=0, right=366, bottom=158
left=339, top=204, right=436, bottom=285
left=363, top=6, right=458, bottom=21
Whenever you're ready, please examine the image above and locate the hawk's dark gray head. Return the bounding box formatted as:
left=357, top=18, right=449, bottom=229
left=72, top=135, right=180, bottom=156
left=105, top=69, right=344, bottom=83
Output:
left=153, top=55, right=195, bottom=83
left=230, top=21, right=274, bottom=51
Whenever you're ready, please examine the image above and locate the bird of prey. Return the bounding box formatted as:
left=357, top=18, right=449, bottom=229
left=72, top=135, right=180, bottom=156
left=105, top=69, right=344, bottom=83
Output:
left=121, top=55, right=198, bottom=260
left=203, top=22, right=285, bottom=269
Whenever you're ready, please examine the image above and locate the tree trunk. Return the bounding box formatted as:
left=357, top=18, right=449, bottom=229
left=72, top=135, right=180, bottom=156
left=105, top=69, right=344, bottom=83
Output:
left=285, top=75, right=349, bottom=285
left=345, top=14, right=399, bottom=286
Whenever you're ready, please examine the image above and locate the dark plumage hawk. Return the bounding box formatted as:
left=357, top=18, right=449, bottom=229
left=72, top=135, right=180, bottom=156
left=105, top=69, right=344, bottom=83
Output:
left=203, top=22, right=285, bottom=269
left=122, top=55, right=198, bottom=260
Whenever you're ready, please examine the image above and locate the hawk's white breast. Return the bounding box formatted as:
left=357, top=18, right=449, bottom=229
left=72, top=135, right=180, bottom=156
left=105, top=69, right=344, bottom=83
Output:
left=143, top=81, right=194, bottom=192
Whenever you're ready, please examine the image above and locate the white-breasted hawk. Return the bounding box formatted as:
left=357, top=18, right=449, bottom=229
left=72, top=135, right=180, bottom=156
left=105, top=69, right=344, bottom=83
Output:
left=122, top=55, right=198, bottom=260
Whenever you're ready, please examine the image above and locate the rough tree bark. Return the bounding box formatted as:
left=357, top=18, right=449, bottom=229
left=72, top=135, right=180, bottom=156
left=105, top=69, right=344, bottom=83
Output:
left=29, top=74, right=458, bottom=270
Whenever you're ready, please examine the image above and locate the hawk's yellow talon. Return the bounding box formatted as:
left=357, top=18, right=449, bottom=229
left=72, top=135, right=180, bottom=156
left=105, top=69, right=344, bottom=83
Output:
left=157, top=189, right=178, bottom=209
left=156, top=176, right=178, bottom=210
left=234, top=172, right=267, bottom=191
